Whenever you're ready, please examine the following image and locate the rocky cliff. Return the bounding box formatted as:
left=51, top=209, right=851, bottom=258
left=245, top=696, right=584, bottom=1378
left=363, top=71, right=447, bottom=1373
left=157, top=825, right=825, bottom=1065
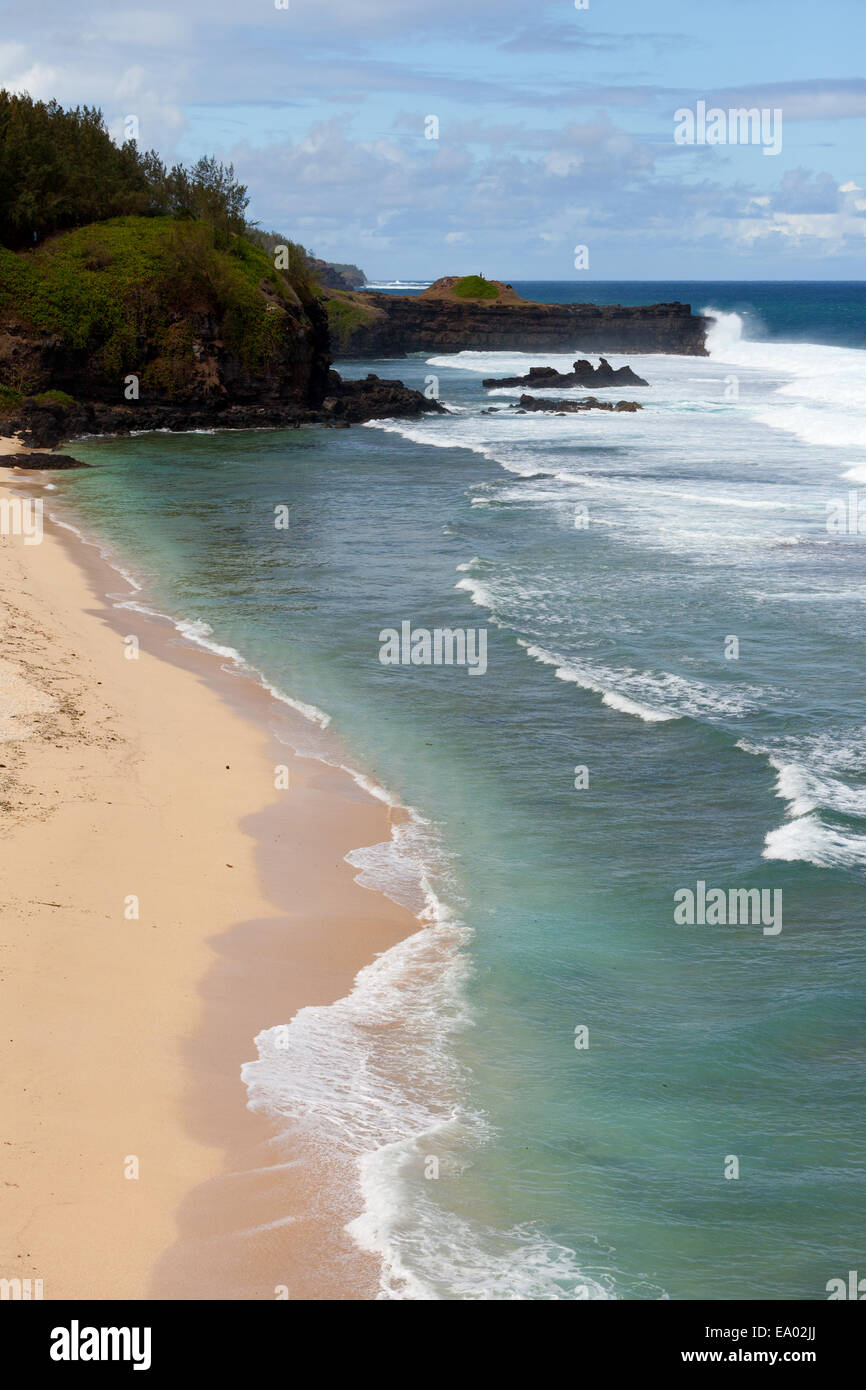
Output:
left=309, top=259, right=366, bottom=291
left=326, top=278, right=709, bottom=357
left=0, top=218, right=437, bottom=447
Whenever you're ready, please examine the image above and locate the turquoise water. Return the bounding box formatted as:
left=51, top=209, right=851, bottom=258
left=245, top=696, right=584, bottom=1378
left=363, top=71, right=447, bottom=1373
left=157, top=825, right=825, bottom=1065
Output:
left=48, top=289, right=866, bottom=1299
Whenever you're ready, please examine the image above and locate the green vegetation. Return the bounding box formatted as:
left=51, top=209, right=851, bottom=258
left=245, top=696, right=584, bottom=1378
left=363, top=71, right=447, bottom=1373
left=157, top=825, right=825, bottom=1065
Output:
left=325, top=292, right=377, bottom=352
left=0, top=90, right=251, bottom=249
left=453, top=275, right=499, bottom=300
left=32, top=390, right=77, bottom=406
left=245, top=228, right=315, bottom=287
left=1, top=385, right=78, bottom=415
left=0, top=91, right=335, bottom=401
left=0, top=216, right=311, bottom=392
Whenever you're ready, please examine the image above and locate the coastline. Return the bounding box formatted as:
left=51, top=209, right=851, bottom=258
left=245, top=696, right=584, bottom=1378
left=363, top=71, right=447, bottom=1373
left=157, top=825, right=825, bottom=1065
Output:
left=0, top=438, right=421, bottom=1300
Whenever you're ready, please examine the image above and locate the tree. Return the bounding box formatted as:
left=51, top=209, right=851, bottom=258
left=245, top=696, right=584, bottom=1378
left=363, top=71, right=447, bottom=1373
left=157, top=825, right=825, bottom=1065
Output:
left=0, top=91, right=252, bottom=249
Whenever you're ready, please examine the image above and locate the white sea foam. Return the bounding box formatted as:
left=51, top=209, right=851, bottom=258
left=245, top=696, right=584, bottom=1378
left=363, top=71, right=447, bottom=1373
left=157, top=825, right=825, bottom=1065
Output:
left=703, top=309, right=747, bottom=357
left=426, top=350, right=582, bottom=376
left=703, top=306, right=866, bottom=451
left=455, top=552, right=767, bottom=724
left=774, top=535, right=833, bottom=549
left=454, top=572, right=504, bottom=619
left=768, top=756, right=866, bottom=819
left=739, top=731, right=866, bottom=780
left=257, top=675, right=331, bottom=728
left=174, top=616, right=247, bottom=662
left=519, top=640, right=760, bottom=723
left=241, top=880, right=512, bottom=1299
left=552, top=472, right=794, bottom=511
left=241, top=903, right=471, bottom=1149
left=365, top=280, right=432, bottom=290
left=749, top=585, right=866, bottom=604
left=238, top=771, right=612, bottom=1298
left=763, top=815, right=866, bottom=869
left=739, top=738, right=866, bottom=869
left=519, top=642, right=677, bottom=722
left=348, top=1154, right=615, bottom=1300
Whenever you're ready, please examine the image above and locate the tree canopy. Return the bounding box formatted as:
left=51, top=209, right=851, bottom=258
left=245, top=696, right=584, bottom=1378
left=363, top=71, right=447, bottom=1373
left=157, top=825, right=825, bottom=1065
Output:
left=0, top=91, right=249, bottom=248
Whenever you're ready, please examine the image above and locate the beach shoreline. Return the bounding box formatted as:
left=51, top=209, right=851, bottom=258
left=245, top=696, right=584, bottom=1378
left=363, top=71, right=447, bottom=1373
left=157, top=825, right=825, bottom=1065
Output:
left=0, top=438, right=420, bottom=1300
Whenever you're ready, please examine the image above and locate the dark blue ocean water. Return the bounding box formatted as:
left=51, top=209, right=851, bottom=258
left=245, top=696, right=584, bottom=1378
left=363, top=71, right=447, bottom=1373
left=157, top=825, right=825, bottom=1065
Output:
left=45, top=286, right=866, bottom=1299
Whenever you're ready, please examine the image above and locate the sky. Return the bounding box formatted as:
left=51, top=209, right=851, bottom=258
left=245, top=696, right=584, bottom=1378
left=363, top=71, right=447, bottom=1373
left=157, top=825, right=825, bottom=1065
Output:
left=1, top=0, right=864, bottom=279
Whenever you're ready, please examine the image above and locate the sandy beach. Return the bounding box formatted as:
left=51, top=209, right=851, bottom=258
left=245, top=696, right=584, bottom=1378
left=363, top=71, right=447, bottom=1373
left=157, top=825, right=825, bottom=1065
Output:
left=0, top=436, right=418, bottom=1300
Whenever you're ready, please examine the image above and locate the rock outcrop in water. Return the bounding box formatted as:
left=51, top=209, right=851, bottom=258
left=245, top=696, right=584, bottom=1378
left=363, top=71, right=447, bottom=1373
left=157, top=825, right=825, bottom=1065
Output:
left=511, top=395, right=643, bottom=414
left=317, top=371, right=443, bottom=423
left=325, top=282, right=709, bottom=357
left=483, top=358, right=649, bottom=389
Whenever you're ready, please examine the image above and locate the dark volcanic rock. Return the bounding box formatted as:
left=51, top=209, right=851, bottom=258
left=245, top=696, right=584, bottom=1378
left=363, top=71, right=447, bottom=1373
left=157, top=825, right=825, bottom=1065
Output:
left=318, top=371, right=446, bottom=423
left=1, top=273, right=441, bottom=450
left=483, top=357, right=649, bottom=389
left=7, top=450, right=90, bottom=468
left=2, top=371, right=444, bottom=450
left=329, top=291, right=709, bottom=357
left=512, top=395, right=642, bottom=414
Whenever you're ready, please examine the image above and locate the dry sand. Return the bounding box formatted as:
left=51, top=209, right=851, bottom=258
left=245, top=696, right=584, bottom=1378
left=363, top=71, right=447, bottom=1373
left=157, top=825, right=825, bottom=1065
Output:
left=0, top=439, right=418, bottom=1299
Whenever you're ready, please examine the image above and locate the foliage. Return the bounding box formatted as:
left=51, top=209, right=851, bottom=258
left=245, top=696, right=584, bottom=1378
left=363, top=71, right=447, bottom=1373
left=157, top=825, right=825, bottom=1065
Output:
left=0, top=216, right=303, bottom=391
left=325, top=292, right=376, bottom=351
left=453, top=275, right=499, bottom=300
left=244, top=227, right=317, bottom=288
left=32, top=389, right=77, bottom=405
left=0, top=90, right=249, bottom=249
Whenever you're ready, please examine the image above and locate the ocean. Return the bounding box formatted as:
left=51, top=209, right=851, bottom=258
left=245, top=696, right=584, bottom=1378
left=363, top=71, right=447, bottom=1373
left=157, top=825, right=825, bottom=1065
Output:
left=45, top=283, right=866, bottom=1299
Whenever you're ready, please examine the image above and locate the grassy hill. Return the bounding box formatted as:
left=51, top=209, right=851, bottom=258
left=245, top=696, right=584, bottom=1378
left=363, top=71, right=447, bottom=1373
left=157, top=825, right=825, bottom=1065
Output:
left=418, top=275, right=529, bottom=304
left=0, top=216, right=325, bottom=407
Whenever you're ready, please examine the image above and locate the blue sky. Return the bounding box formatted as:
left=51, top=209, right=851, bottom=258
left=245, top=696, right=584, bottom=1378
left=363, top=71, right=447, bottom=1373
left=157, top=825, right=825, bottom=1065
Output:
left=1, top=0, right=864, bottom=278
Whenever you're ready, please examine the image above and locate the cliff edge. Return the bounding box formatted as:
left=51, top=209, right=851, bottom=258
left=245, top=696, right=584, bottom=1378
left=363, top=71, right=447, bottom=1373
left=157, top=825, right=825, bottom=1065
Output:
left=0, top=218, right=439, bottom=445
left=326, top=276, right=709, bottom=357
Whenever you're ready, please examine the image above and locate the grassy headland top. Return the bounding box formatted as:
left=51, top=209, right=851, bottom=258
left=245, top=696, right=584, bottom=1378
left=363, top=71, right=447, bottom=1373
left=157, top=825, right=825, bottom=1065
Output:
left=418, top=275, right=531, bottom=305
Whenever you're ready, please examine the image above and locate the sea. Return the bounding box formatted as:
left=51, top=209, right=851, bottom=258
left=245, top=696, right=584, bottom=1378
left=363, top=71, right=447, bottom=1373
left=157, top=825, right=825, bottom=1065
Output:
left=44, top=282, right=866, bottom=1299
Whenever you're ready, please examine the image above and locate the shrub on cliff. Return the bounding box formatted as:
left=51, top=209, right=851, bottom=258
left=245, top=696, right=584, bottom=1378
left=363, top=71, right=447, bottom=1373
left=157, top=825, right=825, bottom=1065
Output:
left=325, top=292, right=378, bottom=353
left=243, top=228, right=315, bottom=287
left=0, top=215, right=320, bottom=397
